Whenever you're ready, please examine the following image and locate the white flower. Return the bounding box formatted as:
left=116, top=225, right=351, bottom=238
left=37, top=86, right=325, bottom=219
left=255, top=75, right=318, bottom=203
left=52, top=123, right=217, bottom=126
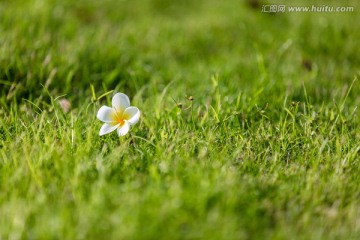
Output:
left=97, top=93, right=140, bottom=136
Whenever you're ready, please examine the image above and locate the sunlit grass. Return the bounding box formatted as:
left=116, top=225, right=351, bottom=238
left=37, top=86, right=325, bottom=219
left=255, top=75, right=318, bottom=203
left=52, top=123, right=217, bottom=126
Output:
left=1, top=0, right=360, bottom=239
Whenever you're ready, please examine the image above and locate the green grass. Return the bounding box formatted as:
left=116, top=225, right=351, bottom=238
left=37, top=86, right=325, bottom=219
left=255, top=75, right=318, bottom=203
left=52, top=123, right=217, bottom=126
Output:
left=1, top=0, right=360, bottom=239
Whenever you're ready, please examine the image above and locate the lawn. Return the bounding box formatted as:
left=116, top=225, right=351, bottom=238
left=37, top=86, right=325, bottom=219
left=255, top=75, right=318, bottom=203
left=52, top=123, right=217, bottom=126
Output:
left=1, top=0, right=360, bottom=239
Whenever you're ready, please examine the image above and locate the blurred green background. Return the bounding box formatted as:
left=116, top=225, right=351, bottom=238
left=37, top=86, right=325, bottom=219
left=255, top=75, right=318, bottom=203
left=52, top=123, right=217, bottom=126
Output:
left=1, top=0, right=359, bottom=108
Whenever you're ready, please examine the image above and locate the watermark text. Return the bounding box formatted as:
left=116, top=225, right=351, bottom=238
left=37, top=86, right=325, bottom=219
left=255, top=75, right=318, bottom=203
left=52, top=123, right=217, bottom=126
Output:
left=261, top=5, right=354, bottom=13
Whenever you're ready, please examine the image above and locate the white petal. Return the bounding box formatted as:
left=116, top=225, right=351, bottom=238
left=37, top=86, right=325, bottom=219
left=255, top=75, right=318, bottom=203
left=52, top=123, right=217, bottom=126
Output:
left=123, top=107, right=140, bottom=125
left=97, top=106, right=116, bottom=123
left=117, top=121, right=130, bottom=136
left=112, top=93, right=130, bottom=114
left=99, top=123, right=120, bottom=136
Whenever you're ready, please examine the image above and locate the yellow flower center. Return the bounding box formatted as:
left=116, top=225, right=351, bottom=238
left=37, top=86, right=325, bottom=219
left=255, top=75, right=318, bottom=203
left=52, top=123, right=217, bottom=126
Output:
left=117, top=117, right=125, bottom=125
left=113, top=108, right=126, bottom=126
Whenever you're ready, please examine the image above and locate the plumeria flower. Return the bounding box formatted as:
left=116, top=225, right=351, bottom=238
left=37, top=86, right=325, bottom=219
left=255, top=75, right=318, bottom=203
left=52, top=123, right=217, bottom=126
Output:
left=97, top=93, right=140, bottom=136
